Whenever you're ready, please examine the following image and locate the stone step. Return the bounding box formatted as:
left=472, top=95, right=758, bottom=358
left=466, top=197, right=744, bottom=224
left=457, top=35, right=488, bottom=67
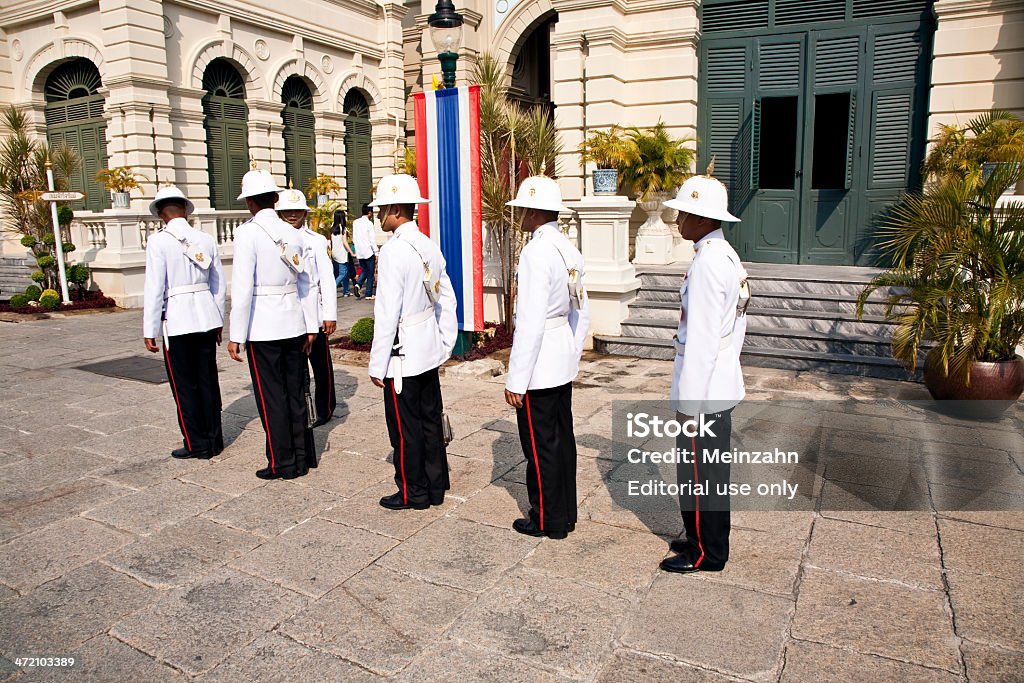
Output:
left=627, top=298, right=895, bottom=324
left=639, top=272, right=888, bottom=300
left=620, top=313, right=896, bottom=343
left=0, top=260, right=33, bottom=301
left=592, top=335, right=917, bottom=381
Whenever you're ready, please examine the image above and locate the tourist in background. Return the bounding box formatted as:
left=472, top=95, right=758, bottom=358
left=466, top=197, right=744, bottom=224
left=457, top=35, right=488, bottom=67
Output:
left=352, top=203, right=378, bottom=299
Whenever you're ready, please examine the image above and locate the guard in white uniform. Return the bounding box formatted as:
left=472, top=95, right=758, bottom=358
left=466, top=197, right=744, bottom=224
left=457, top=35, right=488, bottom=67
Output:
left=367, top=174, right=458, bottom=510
left=143, top=186, right=225, bottom=459
left=228, top=169, right=321, bottom=480
left=661, top=162, right=749, bottom=573
left=276, top=188, right=339, bottom=426
left=504, top=176, right=590, bottom=540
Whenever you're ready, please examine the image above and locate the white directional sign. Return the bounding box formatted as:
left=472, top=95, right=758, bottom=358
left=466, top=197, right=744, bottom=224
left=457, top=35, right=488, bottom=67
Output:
left=41, top=191, right=85, bottom=202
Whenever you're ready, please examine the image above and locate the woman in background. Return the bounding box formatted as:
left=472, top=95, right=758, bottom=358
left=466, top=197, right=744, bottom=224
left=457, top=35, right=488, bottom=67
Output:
left=330, top=210, right=357, bottom=296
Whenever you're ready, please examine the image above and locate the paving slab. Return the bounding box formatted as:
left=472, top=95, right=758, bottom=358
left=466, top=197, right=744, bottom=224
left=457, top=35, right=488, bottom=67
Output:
left=103, top=517, right=262, bottom=589
left=454, top=481, right=531, bottom=528
left=395, top=639, right=571, bottom=682
left=110, top=567, right=308, bottom=677
left=781, top=640, right=959, bottom=683
left=229, top=518, right=396, bottom=597
left=202, top=482, right=341, bottom=538
left=946, top=571, right=1024, bottom=651
left=451, top=567, right=630, bottom=680
left=0, top=517, right=133, bottom=592
left=961, top=641, right=1024, bottom=683
left=317, top=481, right=447, bottom=540
left=596, top=650, right=746, bottom=683
left=202, top=633, right=380, bottom=682
left=281, top=564, right=476, bottom=676
left=0, top=563, right=156, bottom=656
left=0, top=448, right=115, bottom=491
left=84, top=479, right=229, bottom=535
left=376, top=517, right=539, bottom=593
left=937, top=518, right=1024, bottom=581
left=295, top=451, right=392, bottom=498
left=694, top=524, right=807, bottom=596
left=791, top=568, right=959, bottom=672
left=621, top=572, right=793, bottom=680
left=0, top=478, right=134, bottom=542
left=89, top=449, right=206, bottom=490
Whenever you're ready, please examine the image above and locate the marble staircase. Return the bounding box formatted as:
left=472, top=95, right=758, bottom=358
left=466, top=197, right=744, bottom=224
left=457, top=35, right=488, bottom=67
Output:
left=594, top=263, right=919, bottom=380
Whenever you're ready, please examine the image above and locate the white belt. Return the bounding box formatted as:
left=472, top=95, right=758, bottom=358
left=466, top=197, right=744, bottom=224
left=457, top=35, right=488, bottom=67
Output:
left=400, top=307, right=435, bottom=327
left=545, top=316, right=569, bottom=330
left=254, top=284, right=298, bottom=296
left=167, top=283, right=209, bottom=297
left=674, top=333, right=733, bottom=356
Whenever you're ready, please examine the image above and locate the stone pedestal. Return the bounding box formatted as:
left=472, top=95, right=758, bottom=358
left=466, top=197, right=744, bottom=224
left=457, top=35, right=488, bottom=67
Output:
left=633, top=195, right=676, bottom=265
left=567, top=195, right=641, bottom=345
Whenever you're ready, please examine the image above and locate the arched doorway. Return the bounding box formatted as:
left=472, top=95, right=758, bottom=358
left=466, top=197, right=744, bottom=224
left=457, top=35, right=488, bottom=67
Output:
left=44, top=58, right=109, bottom=212
left=343, top=90, right=372, bottom=214
left=281, top=76, right=317, bottom=192
left=202, top=59, right=249, bottom=210
left=509, top=15, right=556, bottom=117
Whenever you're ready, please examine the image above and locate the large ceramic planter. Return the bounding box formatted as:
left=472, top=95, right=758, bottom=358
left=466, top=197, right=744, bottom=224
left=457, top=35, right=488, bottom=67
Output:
left=111, top=191, right=130, bottom=209
left=923, top=355, right=1024, bottom=419
left=592, top=169, right=618, bottom=195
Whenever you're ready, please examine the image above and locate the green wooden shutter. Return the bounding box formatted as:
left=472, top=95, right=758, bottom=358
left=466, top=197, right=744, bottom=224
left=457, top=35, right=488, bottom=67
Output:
left=869, top=91, right=911, bottom=187
left=203, top=60, right=249, bottom=211
left=701, top=0, right=768, bottom=32
left=815, top=35, right=860, bottom=87
left=873, top=31, right=921, bottom=84
left=775, top=0, right=846, bottom=25
left=758, top=42, right=801, bottom=90
left=845, top=92, right=857, bottom=189
left=750, top=98, right=761, bottom=190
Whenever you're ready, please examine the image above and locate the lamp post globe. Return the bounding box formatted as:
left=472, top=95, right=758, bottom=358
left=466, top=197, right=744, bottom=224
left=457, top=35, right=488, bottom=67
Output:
left=427, top=0, right=464, bottom=88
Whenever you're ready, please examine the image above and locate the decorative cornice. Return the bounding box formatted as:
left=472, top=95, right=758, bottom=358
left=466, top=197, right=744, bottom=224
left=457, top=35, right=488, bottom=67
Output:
left=166, top=0, right=385, bottom=61
left=0, top=0, right=93, bottom=29
left=625, top=27, right=698, bottom=51
left=322, top=0, right=380, bottom=20
left=623, top=0, right=697, bottom=12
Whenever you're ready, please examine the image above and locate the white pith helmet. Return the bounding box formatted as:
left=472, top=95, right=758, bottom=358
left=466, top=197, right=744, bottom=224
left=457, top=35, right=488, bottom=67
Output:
left=237, top=168, right=282, bottom=201
left=275, top=188, right=310, bottom=212
left=368, top=174, right=429, bottom=207
left=506, top=175, right=569, bottom=213
left=149, top=185, right=195, bottom=218
left=663, top=157, right=741, bottom=222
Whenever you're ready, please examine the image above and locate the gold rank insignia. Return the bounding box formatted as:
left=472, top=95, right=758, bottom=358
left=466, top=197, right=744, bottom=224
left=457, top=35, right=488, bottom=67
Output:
left=434, top=280, right=441, bottom=293
left=392, top=185, right=398, bottom=193
left=691, top=191, right=699, bottom=199
left=529, top=187, right=536, bottom=196
left=292, top=254, right=300, bottom=266
left=195, top=252, right=204, bottom=262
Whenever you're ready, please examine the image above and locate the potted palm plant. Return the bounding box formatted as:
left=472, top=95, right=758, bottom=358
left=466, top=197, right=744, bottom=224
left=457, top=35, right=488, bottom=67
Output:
left=924, top=109, right=1024, bottom=192
left=857, top=160, right=1024, bottom=418
left=306, top=173, right=341, bottom=207
left=95, top=166, right=146, bottom=209
left=578, top=126, right=630, bottom=195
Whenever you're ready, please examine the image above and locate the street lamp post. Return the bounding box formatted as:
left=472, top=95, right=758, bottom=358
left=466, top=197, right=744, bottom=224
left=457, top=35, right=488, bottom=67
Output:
left=427, top=0, right=464, bottom=89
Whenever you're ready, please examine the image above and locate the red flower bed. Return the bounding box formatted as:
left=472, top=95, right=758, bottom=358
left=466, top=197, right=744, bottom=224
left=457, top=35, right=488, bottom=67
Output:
left=0, top=289, right=116, bottom=314
left=331, top=336, right=371, bottom=351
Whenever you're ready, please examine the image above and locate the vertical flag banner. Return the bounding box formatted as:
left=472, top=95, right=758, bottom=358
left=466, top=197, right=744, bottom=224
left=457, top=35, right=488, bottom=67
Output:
left=413, top=85, right=484, bottom=333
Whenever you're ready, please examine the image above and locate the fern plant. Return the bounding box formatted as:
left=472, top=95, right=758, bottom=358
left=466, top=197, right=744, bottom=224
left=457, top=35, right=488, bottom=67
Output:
left=619, top=121, right=695, bottom=200
left=857, top=159, right=1024, bottom=383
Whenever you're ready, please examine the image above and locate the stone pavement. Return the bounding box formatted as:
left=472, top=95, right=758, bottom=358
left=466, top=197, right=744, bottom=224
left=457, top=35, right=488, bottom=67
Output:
left=0, top=305, right=1022, bottom=682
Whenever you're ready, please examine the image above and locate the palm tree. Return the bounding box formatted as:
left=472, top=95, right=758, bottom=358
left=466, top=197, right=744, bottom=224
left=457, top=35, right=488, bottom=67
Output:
left=857, top=159, right=1024, bottom=382
left=620, top=120, right=695, bottom=200
left=473, top=53, right=563, bottom=326
left=923, top=109, right=1024, bottom=186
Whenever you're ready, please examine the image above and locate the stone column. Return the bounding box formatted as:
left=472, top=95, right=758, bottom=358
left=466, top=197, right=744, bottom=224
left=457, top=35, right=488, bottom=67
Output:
left=247, top=100, right=286, bottom=181
left=315, top=111, right=346, bottom=199
left=567, top=195, right=640, bottom=344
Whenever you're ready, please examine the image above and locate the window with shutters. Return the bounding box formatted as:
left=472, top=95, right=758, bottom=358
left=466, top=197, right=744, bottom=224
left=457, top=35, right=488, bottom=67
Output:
left=343, top=90, right=373, bottom=215
left=202, top=59, right=249, bottom=211
left=811, top=92, right=854, bottom=189
left=281, top=76, right=317, bottom=192
left=44, top=58, right=109, bottom=212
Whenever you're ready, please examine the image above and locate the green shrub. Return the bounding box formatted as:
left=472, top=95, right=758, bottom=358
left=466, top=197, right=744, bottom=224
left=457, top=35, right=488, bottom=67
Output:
left=24, top=285, right=41, bottom=301
left=30, top=271, right=46, bottom=283
left=68, top=263, right=89, bottom=284
left=39, top=289, right=60, bottom=310
left=41, top=232, right=56, bottom=246
left=19, top=234, right=36, bottom=248
left=62, top=242, right=76, bottom=254
left=37, top=255, right=55, bottom=269
left=349, top=317, right=374, bottom=345
left=8, top=294, right=29, bottom=308
left=57, top=206, right=74, bottom=226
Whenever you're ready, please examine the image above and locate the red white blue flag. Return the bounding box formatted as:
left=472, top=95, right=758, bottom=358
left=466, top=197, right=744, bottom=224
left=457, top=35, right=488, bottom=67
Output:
left=413, top=85, right=484, bottom=332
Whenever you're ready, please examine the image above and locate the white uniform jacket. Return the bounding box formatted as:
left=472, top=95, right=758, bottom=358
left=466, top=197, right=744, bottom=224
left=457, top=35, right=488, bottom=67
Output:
left=302, top=227, right=338, bottom=325
left=229, top=209, right=320, bottom=344
left=368, top=222, right=458, bottom=380
left=352, top=216, right=378, bottom=260
left=670, top=228, right=747, bottom=415
left=506, top=222, right=590, bottom=395
left=142, top=217, right=225, bottom=339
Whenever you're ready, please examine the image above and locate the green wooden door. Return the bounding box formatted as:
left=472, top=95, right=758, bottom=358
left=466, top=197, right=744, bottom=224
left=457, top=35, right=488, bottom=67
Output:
left=343, top=91, right=372, bottom=214
left=203, top=60, right=249, bottom=211
left=282, top=77, right=317, bottom=192
left=44, top=58, right=109, bottom=212
left=698, top=0, right=933, bottom=265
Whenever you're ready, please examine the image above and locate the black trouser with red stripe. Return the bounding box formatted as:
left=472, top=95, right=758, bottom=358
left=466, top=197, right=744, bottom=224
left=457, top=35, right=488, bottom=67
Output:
left=246, top=336, right=317, bottom=476
left=383, top=368, right=449, bottom=505
left=676, top=409, right=733, bottom=568
left=308, top=330, right=336, bottom=421
left=164, top=329, right=223, bottom=454
left=516, top=382, right=577, bottom=534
